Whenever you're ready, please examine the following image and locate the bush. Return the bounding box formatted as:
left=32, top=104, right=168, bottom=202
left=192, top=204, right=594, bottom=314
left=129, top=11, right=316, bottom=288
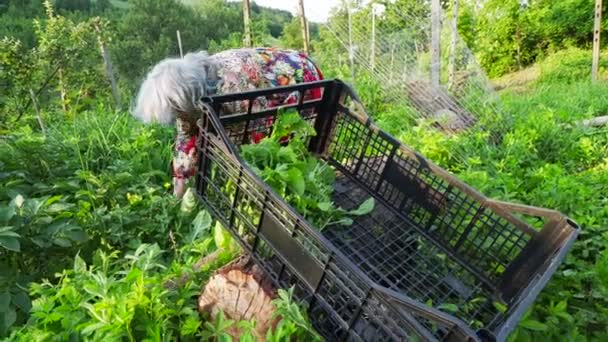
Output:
left=538, top=48, right=608, bottom=84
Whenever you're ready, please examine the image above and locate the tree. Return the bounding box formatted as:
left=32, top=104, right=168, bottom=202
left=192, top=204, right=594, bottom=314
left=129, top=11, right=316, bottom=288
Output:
left=54, top=0, right=91, bottom=12
left=112, top=0, right=208, bottom=90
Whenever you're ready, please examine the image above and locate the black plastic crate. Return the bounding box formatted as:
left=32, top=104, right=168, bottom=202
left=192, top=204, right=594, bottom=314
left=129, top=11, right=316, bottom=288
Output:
left=194, top=79, right=579, bottom=341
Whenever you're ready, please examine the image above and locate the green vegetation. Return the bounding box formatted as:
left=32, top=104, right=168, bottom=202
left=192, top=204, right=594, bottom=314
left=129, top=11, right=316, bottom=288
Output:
left=369, top=51, right=608, bottom=340
left=241, top=110, right=374, bottom=230
left=1, top=0, right=608, bottom=340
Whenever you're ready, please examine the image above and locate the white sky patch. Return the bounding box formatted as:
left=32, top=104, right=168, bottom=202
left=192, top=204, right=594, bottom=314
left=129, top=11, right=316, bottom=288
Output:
left=228, top=0, right=366, bottom=23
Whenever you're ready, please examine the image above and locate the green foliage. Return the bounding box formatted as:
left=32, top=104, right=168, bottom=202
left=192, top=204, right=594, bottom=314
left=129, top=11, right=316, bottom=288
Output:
left=268, top=287, right=322, bottom=341
left=1, top=107, right=318, bottom=338
left=111, top=0, right=208, bottom=90
left=537, top=48, right=608, bottom=84
left=2, top=0, right=608, bottom=339
left=240, top=110, right=374, bottom=230
left=471, top=0, right=608, bottom=76
left=345, top=50, right=608, bottom=339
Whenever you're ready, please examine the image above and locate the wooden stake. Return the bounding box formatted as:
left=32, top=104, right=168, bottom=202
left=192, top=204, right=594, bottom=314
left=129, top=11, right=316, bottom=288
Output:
left=346, top=0, right=355, bottom=81
left=370, top=7, right=376, bottom=72
left=177, top=30, right=183, bottom=58
left=298, top=0, right=310, bottom=54
left=592, top=0, right=602, bottom=81
left=94, top=20, right=121, bottom=110
left=58, top=68, right=67, bottom=112
left=243, top=0, right=252, bottom=48
left=431, top=0, right=441, bottom=87
left=29, top=88, right=46, bottom=137
left=389, top=38, right=396, bottom=84
left=305, top=16, right=310, bottom=50
left=448, top=0, right=459, bottom=91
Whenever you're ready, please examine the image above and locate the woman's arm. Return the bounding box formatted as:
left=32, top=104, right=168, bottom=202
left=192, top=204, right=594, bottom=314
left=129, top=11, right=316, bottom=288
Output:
left=172, top=116, right=199, bottom=198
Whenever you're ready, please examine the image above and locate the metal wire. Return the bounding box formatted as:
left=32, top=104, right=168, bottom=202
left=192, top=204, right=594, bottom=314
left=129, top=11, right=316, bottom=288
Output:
left=307, top=2, right=513, bottom=166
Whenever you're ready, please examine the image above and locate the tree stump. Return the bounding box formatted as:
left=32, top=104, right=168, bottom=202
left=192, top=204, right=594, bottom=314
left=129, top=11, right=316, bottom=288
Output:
left=198, top=255, right=278, bottom=340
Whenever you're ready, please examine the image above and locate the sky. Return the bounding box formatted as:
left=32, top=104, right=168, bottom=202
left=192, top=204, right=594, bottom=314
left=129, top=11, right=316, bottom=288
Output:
left=228, top=0, right=344, bottom=23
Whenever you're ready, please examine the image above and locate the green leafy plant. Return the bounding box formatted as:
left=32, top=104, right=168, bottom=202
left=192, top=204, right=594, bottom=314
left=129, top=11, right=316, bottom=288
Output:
left=240, top=110, right=375, bottom=231
left=267, top=287, right=322, bottom=342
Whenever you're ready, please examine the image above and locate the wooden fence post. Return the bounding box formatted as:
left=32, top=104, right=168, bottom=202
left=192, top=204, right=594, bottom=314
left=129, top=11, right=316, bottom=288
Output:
left=592, top=0, right=602, bottom=81
left=94, top=20, right=121, bottom=110
left=29, top=88, right=46, bottom=137
left=243, top=0, right=252, bottom=48
left=370, top=5, right=376, bottom=72
left=431, top=0, right=441, bottom=87
left=298, top=0, right=310, bottom=54
left=346, top=0, right=355, bottom=81
left=448, top=0, right=458, bottom=91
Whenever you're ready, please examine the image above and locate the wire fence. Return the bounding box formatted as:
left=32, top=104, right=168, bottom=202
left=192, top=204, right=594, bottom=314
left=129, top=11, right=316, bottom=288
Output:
left=307, top=2, right=511, bottom=165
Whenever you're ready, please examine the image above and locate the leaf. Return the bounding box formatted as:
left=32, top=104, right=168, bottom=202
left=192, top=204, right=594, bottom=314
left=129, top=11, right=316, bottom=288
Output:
left=213, top=221, right=233, bottom=250
left=335, top=217, right=353, bottom=226
left=46, top=202, right=75, bottom=214
left=317, top=202, right=332, bottom=212
left=52, top=237, right=72, bottom=248
left=65, top=229, right=88, bottom=243
left=189, top=210, right=212, bottom=243
left=554, top=300, right=567, bottom=313
left=519, top=319, right=548, bottom=332
left=180, top=188, right=198, bottom=213
left=1, top=306, right=16, bottom=329
left=284, top=168, right=305, bottom=196
left=80, top=322, right=108, bottom=336
left=493, top=301, right=508, bottom=313
left=0, top=227, right=20, bottom=238
left=0, top=207, right=15, bottom=225
left=349, top=198, right=375, bottom=216
left=12, top=291, right=31, bottom=313
left=46, top=221, right=68, bottom=235
left=73, top=254, right=87, bottom=273
left=180, top=315, right=201, bottom=336
left=0, top=237, right=20, bottom=252
left=438, top=303, right=459, bottom=313
left=0, top=292, right=10, bottom=313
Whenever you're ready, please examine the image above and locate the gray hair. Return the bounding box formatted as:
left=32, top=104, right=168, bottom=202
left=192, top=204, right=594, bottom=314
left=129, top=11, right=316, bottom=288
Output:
left=132, top=51, right=214, bottom=125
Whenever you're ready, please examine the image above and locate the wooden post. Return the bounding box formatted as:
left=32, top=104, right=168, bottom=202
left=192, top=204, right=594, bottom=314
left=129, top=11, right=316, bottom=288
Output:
left=58, top=68, right=67, bottom=112
left=29, top=88, right=46, bottom=137
left=370, top=6, right=376, bottom=72
left=298, top=0, right=310, bottom=54
left=592, top=0, right=602, bottom=81
left=93, top=21, right=121, bottom=110
left=390, top=38, right=396, bottom=84
left=346, top=0, right=355, bottom=81
left=100, top=45, right=120, bottom=109
left=243, top=0, right=252, bottom=48
left=448, top=0, right=458, bottom=91
left=177, top=30, right=183, bottom=58
left=431, top=0, right=441, bottom=87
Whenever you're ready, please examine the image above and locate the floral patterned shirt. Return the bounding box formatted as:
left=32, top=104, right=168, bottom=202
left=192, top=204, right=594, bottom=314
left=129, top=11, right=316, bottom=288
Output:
left=172, top=48, right=324, bottom=194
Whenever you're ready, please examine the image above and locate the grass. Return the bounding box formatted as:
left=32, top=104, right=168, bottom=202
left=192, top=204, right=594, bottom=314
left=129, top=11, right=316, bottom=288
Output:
left=2, top=47, right=608, bottom=340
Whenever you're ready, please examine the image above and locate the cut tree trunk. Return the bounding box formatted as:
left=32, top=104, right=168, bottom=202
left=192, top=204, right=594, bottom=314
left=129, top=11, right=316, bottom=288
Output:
left=198, top=255, right=278, bottom=340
